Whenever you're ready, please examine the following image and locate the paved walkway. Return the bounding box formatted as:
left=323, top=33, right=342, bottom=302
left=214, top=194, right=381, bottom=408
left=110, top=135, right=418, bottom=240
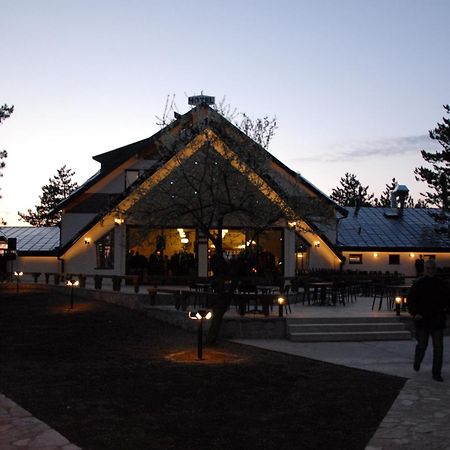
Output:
left=0, top=393, right=80, bottom=450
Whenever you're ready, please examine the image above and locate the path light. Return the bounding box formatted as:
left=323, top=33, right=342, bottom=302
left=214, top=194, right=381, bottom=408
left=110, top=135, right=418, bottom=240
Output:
left=277, top=296, right=286, bottom=317
left=66, top=279, right=80, bottom=310
left=188, top=310, right=213, bottom=360
left=395, top=296, right=402, bottom=316
left=13, top=271, right=23, bottom=295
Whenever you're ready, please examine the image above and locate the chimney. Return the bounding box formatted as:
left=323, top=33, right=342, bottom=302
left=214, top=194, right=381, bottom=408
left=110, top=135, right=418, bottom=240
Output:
left=392, top=184, right=409, bottom=216
left=390, top=192, right=397, bottom=208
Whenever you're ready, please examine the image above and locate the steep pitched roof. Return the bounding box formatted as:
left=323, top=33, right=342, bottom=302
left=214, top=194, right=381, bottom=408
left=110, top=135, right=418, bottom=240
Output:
left=338, top=207, right=450, bottom=251
left=56, top=105, right=346, bottom=216
left=0, top=227, right=60, bottom=255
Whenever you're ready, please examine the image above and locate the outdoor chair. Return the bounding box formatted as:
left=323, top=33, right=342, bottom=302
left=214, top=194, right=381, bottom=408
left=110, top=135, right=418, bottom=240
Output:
left=371, top=284, right=391, bottom=310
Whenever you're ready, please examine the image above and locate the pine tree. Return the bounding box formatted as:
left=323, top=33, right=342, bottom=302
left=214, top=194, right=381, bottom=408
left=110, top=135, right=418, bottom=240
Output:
left=18, top=165, right=78, bottom=226
left=0, top=104, right=14, bottom=225
left=414, top=104, right=450, bottom=210
left=330, top=173, right=374, bottom=207
left=373, top=178, right=397, bottom=207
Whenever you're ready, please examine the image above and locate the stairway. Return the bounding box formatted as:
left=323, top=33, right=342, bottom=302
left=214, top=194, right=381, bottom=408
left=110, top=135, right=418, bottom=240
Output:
left=287, top=317, right=412, bottom=342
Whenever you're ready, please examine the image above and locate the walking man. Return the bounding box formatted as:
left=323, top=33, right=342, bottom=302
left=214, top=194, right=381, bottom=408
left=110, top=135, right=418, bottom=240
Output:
left=408, top=262, right=450, bottom=382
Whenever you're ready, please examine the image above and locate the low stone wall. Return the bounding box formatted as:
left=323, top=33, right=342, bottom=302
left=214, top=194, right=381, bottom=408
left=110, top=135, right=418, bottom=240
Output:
left=42, top=284, right=287, bottom=339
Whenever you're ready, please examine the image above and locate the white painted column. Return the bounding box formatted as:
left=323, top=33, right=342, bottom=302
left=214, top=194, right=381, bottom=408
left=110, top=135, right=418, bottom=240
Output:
left=197, top=232, right=208, bottom=278
left=283, top=227, right=296, bottom=278
left=115, top=224, right=126, bottom=275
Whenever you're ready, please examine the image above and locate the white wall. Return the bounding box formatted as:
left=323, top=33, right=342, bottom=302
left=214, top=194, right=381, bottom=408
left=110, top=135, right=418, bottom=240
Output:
left=342, top=251, right=450, bottom=276
left=11, top=256, right=60, bottom=282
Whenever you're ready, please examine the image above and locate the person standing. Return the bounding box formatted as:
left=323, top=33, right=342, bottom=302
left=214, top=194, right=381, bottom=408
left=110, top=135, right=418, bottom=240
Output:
left=414, top=254, right=425, bottom=277
left=408, top=262, right=450, bottom=382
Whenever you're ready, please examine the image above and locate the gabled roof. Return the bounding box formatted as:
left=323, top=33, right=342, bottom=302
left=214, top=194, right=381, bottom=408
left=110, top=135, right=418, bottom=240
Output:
left=338, top=207, right=450, bottom=252
left=0, top=227, right=60, bottom=255
left=56, top=105, right=346, bottom=216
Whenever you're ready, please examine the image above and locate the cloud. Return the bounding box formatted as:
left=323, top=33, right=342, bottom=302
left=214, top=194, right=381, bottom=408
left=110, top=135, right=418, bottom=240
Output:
left=291, top=134, right=440, bottom=163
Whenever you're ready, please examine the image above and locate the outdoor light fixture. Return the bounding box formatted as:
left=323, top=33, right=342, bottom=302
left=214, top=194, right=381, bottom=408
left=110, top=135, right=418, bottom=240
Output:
left=180, top=237, right=189, bottom=244
left=373, top=253, right=379, bottom=258
left=288, top=221, right=297, bottom=228
left=277, top=296, right=286, bottom=317
left=188, top=309, right=213, bottom=360
left=314, top=241, right=320, bottom=248
left=395, top=296, right=402, bottom=316
left=66, top=279, right=80, bottom=310
left=114, top=217, right=125, bottom=226
left=13, top=271, right=23, bottom=295
left=84, top=238, right=91, bottom=245
left=409, top=253, right=415, bottom=258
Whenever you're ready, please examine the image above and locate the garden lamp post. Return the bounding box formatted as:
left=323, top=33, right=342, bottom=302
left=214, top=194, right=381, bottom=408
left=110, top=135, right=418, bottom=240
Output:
left=66, top=279, right=80, bottom=309
left=277, top=296, right=286, bottom=317
left=395, top=296, right=402, bottom=316
left=188, top=310, right=212, bottom=360
left=13, top=271, right=23, bottom=295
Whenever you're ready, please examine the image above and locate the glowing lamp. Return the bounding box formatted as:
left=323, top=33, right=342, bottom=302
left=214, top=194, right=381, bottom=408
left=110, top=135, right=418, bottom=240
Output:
left=188, top=310, right=213, bottom=360
left=395, top=296, right=402, bottom=316
left=66, top=279, right=80, bottom=310
left=278, top=296, right=286, bottom=317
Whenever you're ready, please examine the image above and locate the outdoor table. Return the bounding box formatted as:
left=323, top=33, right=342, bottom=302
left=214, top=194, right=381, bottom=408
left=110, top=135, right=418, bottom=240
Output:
left=305, top=282, right=333, bottom=305
left=256, top=285, right=278, bottom=294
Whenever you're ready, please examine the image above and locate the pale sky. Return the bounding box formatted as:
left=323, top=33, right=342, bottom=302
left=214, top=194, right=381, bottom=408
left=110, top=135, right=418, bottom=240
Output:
left=1, top=0, right=449, bottom=225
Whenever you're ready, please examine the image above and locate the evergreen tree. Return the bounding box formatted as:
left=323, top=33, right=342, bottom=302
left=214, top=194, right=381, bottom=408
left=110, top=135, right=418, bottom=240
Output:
left=376, top=178, right=397, bottom=207
left=330, top=172, right=374, bottom=207
left=414, top=104, right=450, bottom=210
left=18, top=165, right=78, bottom=226
left=0, top=104, right=14, bottom=225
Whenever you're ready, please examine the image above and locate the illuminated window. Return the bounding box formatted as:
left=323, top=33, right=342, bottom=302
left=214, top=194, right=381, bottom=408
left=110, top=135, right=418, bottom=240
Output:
left=96, top=230, right=114, bottom=269
left=349, top=254, right=363, bottom=264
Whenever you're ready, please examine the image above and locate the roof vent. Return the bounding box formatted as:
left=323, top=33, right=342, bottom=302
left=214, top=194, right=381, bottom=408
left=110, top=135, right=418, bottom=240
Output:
left=188, top=94, right=215, bottom=106
left=387, top=183, right=409, bottom=217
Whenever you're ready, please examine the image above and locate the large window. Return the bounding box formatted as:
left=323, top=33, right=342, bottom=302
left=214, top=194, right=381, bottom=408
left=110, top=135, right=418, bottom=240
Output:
left=208, top=228, right=283, bottom=279
left=127, top=228, right=197, bottom=278
left=96, top=230, right=114, bottom=269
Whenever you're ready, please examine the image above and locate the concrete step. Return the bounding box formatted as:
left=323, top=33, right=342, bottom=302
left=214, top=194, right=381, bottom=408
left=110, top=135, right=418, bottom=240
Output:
left=287, top=316, right=405, bottom=324
left=288, top=322, right=406, bottom=333
left=286, top=317, right=412, bottom=342
left=288, top=330, right=412, bottom=342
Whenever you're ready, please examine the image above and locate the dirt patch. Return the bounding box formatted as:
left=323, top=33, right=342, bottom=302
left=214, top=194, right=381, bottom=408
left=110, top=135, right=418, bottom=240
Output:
left=0, top=286, right=405, bottom=450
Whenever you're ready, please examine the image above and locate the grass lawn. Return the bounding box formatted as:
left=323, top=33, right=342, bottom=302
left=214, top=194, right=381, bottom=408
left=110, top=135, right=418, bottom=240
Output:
left=0, top=286, right=405, bottom=450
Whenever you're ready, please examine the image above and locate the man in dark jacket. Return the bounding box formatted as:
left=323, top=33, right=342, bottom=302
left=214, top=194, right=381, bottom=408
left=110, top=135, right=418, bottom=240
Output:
left=408, top=263, right=450, bottom=382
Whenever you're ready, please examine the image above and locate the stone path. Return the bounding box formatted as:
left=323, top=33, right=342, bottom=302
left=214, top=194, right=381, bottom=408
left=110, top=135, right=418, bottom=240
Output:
left=367, top=380, right=450, bottom=450
left=0, top=393, right=80, bottom=450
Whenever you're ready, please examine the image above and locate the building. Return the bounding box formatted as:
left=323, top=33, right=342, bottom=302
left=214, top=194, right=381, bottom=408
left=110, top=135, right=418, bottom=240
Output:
left=2, top=99, right=449, bottom=281
left=338, top=207, right=450, bottom=276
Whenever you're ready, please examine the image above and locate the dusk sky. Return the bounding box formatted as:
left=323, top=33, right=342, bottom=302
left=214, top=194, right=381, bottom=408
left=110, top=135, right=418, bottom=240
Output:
left=1, top=0, right=449, bottom=225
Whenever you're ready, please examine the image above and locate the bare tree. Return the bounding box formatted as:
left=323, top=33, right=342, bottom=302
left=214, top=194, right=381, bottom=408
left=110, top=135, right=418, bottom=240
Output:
left=117, top=106, right=332, bottom=342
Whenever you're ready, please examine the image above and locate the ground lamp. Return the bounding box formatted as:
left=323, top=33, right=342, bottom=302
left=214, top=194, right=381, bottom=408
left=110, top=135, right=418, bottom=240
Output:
left=395, top=296, right=402, bottom=316
left=13, top=271, right=23, bottom=294
left=66, top=279, right=80, bottom=309
left=188, top=310, right=212, bottom=360
left=277, top=296, right=286, bottom=317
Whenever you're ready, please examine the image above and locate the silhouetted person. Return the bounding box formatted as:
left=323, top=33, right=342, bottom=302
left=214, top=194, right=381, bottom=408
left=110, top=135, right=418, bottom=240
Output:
left=408, top=261, right=450, bottom=382
left=414, top=254, right=425, bottom=277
